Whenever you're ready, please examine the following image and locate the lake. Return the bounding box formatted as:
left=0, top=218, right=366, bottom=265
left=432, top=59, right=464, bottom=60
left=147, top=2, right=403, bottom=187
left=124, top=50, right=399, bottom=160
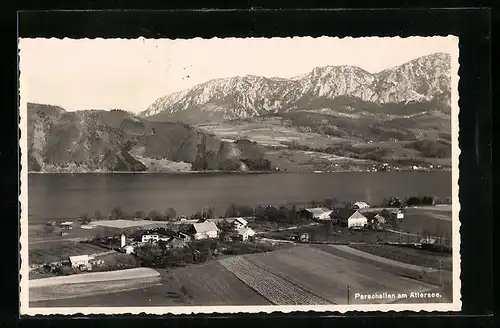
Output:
left=27, top=171, right=452, bottom=222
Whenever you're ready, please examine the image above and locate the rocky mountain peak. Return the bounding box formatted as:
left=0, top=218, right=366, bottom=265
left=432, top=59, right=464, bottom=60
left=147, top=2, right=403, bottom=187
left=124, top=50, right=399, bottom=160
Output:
left=141, top=52, right=451, bottom=122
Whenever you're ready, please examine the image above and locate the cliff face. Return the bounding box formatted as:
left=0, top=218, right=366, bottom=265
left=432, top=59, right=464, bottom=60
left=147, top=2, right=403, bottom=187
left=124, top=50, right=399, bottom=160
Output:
left=26, top=103, right=270, bottom=173
left=142, top=53, right=452, bottom=123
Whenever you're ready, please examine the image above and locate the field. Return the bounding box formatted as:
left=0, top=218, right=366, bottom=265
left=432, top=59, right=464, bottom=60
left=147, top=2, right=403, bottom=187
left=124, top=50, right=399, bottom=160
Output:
left=398, top=206, right=452, bottom=239
left=29, top=268, right=161, bottom=303
left=29, top=241, right=109, bottom=265
left=91, top=219, right=171, bottom=229
left=30, top=261, right=269, bottom=307
left=314, top=244, right=453, bottom=292
left=233, top=246, right=443, bottom=305
left=349, top=244, right=453, bottom=271
left=30, top=243, right=451, bottom=307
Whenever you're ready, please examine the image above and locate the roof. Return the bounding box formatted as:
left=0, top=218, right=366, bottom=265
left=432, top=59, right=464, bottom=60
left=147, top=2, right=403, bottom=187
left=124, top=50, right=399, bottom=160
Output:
left=237, top=227, right=255, bottom=235
left=69, top=255, right=91, bottom=262
left=192, top=221, right=219, bottom=233
left=60, top=221, right=73, bottom=225
left=332, top=208, right=359, bottom=220
left=233, top=217, right=248, bottom=225
left=353, top=202, right=369, bottom=207
left=143, top=232, right=170, bottom=238
left=302, top=208, right=332, bottom=216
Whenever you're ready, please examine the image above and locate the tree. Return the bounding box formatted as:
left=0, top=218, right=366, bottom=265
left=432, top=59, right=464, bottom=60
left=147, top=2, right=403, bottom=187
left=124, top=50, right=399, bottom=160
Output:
left=79, top=213, right=91, bottom=224
left=164, top=208, right=177, bottom=220
left=111, top=207, right=124, bottom=220
left=289, top=205, right=297, bottom=224
left=148, top=210, right=163, bottom=221
left=203, top=206, right=215, bottom=220
left=135, top=210, right=145, bottom=220
left=94, top=211, right=103, bottom=220
left=225, top=204, right=238, bottom=218
left=389, top=197, right=403, bottom=208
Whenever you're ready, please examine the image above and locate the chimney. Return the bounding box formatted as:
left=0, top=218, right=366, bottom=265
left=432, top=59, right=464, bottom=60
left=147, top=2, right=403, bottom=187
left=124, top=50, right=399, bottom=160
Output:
left=120, top=234, right=126, bottom=248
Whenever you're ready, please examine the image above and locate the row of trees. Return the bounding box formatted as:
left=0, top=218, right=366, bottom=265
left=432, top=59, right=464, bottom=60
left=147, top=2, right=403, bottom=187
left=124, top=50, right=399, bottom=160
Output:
left=78, top=207, right=178, bottom=223
left=76, top=194, right=447, bottom=225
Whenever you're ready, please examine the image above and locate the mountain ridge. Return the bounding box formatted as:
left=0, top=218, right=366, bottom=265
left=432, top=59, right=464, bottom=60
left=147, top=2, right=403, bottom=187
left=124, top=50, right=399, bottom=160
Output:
left=26, top=103, right=272, bottom=173
left=141, top=52, right=451, bottom=122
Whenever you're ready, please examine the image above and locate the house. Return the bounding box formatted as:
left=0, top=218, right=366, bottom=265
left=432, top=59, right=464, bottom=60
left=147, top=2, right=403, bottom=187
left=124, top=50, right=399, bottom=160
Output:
left=122, top=245, right=135, bottom=254
left=236, top=227, right=256, bottom=241
left=353, top=202, right=370, bottom=210
left=297, top=232, right=309, bottom=242
left=60, top=221, right=73, bottom=231
left=141, top=233, right=170, bottom=243
left=69, top=255, right=93, bottom=270
left=190, top=221, right=220, bottom=240
left=419, top=237, right=437, bottom=245
left=391, top=209, right=405, bottom=220
left=298, top=208, right=333, bottom=221
left=229, top=217, right=248, bottom=230
left=175, top=231, right=192, bottom=242
left=330, top=209, right=368, bottom=228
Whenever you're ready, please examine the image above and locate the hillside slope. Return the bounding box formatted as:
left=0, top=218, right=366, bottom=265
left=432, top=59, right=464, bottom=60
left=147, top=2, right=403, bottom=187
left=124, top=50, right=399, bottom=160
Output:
left=26, top=103, right=271, bottom=173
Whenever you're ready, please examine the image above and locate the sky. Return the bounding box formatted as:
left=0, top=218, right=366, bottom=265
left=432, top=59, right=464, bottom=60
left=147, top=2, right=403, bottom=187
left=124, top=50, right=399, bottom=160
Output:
left=19, top=36, right=458, bottom=113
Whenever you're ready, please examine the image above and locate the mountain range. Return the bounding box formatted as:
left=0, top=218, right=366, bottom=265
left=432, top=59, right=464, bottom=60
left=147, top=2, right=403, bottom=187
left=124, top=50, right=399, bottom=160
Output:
left=26, top=52, right=452, bottom=173
left=141, top=53, right=451, bottom=123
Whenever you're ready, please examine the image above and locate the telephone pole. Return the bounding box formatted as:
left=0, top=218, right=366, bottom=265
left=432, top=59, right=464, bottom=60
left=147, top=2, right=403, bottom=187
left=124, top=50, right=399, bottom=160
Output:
left=438, top=260, right=443, bottom=286
left=347, top=283, right=351, bottom=305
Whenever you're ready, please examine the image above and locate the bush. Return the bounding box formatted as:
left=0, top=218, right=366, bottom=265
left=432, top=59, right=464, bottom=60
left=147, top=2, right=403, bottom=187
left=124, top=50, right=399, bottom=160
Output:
left=406, top=196, right=435, bottom=206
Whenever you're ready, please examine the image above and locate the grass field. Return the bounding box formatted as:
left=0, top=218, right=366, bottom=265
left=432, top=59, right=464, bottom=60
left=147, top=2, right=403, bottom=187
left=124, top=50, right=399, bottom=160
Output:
left=398, top=206, right=452, bottom=239
left=313, top=244, right=452, bottom=299
left=238, top=246, right=439, bottom=305
left=29, top=242, right=109, bottom=265
left=349, top=244, right=453, bottom=271
left=29, top=268, right=161, bottom=303
left=30, top=261, right=269, bottom=307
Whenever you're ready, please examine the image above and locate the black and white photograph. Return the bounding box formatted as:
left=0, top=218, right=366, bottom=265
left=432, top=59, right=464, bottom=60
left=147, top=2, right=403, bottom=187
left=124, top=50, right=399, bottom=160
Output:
left=19, top=36, right=460, bottom=314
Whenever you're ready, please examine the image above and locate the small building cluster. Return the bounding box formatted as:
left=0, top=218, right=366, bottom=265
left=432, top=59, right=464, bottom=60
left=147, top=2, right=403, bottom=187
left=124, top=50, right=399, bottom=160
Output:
left=295, top=200, right=405, bottom=231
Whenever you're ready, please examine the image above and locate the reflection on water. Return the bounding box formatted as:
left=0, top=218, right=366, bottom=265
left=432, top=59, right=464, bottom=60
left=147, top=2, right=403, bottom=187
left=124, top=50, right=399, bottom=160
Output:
left=28, top=172, right=452, bottom=222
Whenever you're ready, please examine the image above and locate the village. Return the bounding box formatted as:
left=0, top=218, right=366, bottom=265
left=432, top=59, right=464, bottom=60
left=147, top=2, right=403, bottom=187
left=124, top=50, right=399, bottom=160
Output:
left=29, top=195, right=452, bottom=279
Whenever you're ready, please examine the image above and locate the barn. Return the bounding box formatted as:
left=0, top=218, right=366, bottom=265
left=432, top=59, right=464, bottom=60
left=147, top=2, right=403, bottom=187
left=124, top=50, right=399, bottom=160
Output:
left=331, top=209, right=368, bottom=228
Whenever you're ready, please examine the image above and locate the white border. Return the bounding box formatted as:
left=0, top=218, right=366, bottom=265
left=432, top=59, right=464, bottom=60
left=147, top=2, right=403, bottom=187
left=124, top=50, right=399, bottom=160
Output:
left=18, top=36, right=461, bottom=315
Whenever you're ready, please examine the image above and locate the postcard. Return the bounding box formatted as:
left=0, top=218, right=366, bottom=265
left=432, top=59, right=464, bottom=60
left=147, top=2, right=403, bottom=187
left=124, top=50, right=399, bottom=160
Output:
left=19, top=35, right=461, bottom=315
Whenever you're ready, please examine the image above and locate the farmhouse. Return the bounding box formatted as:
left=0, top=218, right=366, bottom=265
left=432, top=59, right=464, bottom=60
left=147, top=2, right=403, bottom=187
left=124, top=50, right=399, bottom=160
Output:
left=236, top=227, right=256, bottom=241
left=141, top=233, right=170, bottom=243
left=69, top=255, right=94, bottom=269
left=60, top=221, right=73, bottom=231
left=189, top=221, right=220, bottom=240
left=298, top=208, right=333, bottom=221
left=419, top=237, right=437, bottom=245
left=353, top=202, right=370, bottom=210
left=331, top=209, right=368, bottom=228
left=175, top=231, right=192, bottom=242
left=227, top=217, right=248, bottom=230
left=391, top=209, right=405, bottom=220
left=122, top=244, right=135, bottom=254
